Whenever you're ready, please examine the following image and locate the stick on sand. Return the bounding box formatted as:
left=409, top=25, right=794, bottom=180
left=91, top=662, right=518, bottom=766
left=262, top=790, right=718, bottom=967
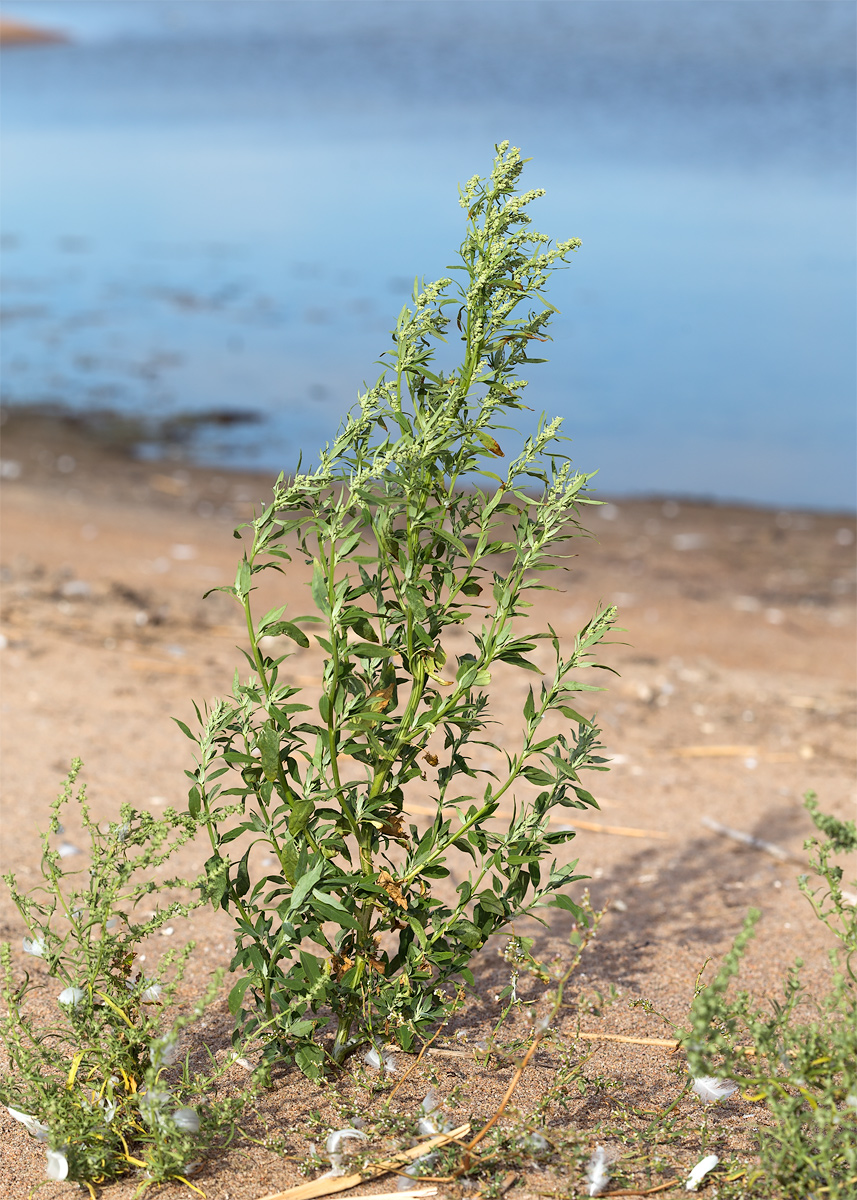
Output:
left=255, top=1125, right=470, bottom=1200
left=701, top=815, right=803, bottom=863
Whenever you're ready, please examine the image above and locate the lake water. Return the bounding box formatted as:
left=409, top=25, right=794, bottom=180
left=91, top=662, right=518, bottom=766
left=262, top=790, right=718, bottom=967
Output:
left=1, top=1, right=855, bottom=509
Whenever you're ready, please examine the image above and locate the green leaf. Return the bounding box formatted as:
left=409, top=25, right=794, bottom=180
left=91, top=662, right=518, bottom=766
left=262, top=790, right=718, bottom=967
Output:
left=234, top=847, right=251, bottom=898
left=341, top=607, right=379, bottom=641
left=235, top=558, right=252, bottom=600
left=310, top=893, right=360, bottom=928
left=227, top=975, right=253, bottom=1017
left=288, top=797, right=314, bottom=836
left=311, top=561, right=330, bottom=614
left=521, top=766, right=555, bottom=786
left=203, top=853, right=229, bottom=909
left=498, top=651, right=543, bottom=673
left=549, top=894, right=587, bottom=922
left=257, top=725, right=280, bottom=783
left=404, top=585, right=427, bottom=621
left=290, top=858, right=324, bottom=911
left=187, top=787, right=201, bottom=819
left=263, top=621, right=310, bottom=649
left=279, top=833, right=298, bottom=886
left=295, top=1043, right=326, bottom=1081
left=557, top=705, right=592, bottom=726
left=453, top=919, right=483, bottom=949
left=299, top=950, right=323, bottom=985
left=475, top=893, right=506, bottom=916
left=221, top=824, right=251, bottom=845
left=350, top=642, right=396, bottom=659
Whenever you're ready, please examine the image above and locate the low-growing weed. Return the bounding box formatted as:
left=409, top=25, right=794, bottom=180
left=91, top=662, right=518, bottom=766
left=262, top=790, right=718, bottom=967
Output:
left=688, top=792, right=857, bottom=1198
left=0, top=761, right=250, bottom=1195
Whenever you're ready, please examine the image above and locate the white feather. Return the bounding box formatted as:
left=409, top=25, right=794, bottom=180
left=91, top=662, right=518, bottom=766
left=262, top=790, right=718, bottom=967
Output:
left=58, top=986, right=85, bottom=1009
left=45, top=1147, right=69, bottom=1181
left=7, top=1107, right=49, bottom=1140
left=323, top=1127, right=367, bottom=1175
left=685, top=1153, right=719, bottom=1191
left=172, top=1107, right=200, bottom=1133
left=587, top=1144, right=610, bottom=1196
left=691, top=1076, right=738, bottom=1105
left=325, top=1127, right=367, bottom=1157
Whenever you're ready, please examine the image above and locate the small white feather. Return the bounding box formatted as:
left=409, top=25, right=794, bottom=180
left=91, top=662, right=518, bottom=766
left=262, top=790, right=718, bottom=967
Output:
left=45, top=1147, right=69, bottom=1181
left=325, top=1127, right=367, bottom=1157
left=7, top=1107, right=49, bottom=1140
left=587, top=1144, right=610, bottom=1196
left=685, top=1153, right=719, bottom=1191
left=691, top=1076, right=738, bottom=1105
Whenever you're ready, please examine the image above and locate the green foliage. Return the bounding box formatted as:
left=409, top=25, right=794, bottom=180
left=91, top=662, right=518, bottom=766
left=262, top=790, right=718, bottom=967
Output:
left=0, top=761, right=248, bottom=1195
left=687, top=793, right=857, bottom=1198
left=186, top=143, right=616, bottom=1074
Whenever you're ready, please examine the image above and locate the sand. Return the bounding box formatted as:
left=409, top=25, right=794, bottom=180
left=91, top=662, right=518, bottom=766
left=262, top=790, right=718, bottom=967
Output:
left=0, top=409, right=854, bottom=1198
left=0, top=19, right=68, bottom=46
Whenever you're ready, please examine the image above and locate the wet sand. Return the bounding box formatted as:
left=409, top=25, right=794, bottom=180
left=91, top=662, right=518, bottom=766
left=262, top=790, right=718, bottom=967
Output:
left=0, top=410, right=855, bottom=1198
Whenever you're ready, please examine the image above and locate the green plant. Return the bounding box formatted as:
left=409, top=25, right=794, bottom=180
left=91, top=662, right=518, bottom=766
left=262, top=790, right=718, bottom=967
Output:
left=187, top=142, right=616, bottom=1079
left=0, top=761, right=248, bottom=1196
left=687, top=792, right=857, bottom=1198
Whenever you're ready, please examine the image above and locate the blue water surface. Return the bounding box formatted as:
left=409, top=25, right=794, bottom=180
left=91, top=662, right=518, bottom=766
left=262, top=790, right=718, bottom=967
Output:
left=1, top=0, right=854, bottom=508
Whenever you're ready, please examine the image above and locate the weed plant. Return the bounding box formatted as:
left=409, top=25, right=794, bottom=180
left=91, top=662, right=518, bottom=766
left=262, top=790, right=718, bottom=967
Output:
left=186, top=143, right=616, bottom=1078
left=0, top=761, right=248, bottom=1195
left=688, top=793, right=857, bottom=1198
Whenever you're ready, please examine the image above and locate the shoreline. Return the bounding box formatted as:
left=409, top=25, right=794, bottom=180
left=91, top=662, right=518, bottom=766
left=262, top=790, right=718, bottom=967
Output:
left=1, top=402, right=854, bottom=520
left=0, top=17, right=68, bottom=46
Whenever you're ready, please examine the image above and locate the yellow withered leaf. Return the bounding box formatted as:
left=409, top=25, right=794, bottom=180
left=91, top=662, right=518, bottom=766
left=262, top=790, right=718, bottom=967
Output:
left=475, top=430, right=504, bottom=456
left=377, top=869, right=407, bottom=910
left=367, top=681, right=395, bottom=711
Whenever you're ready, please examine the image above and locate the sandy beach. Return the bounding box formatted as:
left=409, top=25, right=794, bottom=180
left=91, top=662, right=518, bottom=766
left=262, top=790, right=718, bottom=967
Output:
left=0, top=407, right=855, bottom=1198
left=0, top=18, right=67, bottom=46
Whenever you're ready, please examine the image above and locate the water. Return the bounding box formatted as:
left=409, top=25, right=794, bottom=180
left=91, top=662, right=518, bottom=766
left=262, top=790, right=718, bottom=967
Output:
left=1, top=1, right=854, bottom=508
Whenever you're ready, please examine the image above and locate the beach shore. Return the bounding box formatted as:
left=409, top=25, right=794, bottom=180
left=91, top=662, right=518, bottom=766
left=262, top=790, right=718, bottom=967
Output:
left=1, top=408, right=854, bottom=1198
left=0, top=17, right=67, bottom=46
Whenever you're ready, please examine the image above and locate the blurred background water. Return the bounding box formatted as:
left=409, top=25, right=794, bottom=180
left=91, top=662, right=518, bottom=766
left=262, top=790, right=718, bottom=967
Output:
left=0, top=0, right=854, bottom=508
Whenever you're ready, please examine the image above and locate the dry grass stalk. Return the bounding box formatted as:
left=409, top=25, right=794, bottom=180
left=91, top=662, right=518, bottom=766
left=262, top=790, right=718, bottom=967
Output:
left=671, top=744, right=758, bottom=758
left=576, top=1032, right=681, bottom=1048
left=404, top=802, right=669, bottom=840
left=464, top=1031, right=546, bottom=1157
